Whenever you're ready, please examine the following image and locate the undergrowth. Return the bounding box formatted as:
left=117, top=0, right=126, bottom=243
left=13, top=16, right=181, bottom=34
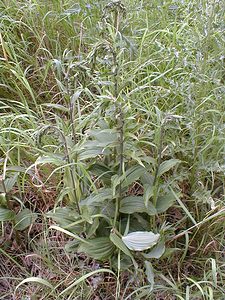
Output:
left=0, top=0, right=225, bottom=299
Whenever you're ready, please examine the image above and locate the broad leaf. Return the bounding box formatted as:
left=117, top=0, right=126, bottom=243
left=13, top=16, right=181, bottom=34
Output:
left=78, top=145, right=109, bottom=160
left=80, top=188, right=113, bottom=206
left=122, top=231, right=160, bottom=251
left=14, top=208, right=37, bottom=231
left=120, top=196, right=157, bottom=216
left=120, top=196, right=146, bottom=214
left=36, top=154, right=64, bottom=166
left=157, top=159, right=180, bottom=177
left=90, top=128, right=118, bottom=146
left=156, top=192, right=175, bottom=213
left=143, top=240, right=165, bottom=259
left=78, top=237, right=115, bottom=260
left=0, top=208, right=15, bottom=221
left=4, top=173, right=19, bottom=193
left=121, top=165, right=146, bottom=189
left=88, top=163, right=114, bottom=185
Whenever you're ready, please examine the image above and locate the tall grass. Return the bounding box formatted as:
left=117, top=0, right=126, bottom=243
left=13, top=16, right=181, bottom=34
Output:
left=0, top=0, right=225, bottom=299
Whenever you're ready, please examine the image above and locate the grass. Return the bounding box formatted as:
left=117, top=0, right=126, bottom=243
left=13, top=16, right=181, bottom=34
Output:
left=0, top=0, right=225, bottom=299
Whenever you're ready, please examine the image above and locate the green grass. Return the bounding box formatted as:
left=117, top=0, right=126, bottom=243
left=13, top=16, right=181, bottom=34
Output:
left=0, top=0, right=225, bottom=299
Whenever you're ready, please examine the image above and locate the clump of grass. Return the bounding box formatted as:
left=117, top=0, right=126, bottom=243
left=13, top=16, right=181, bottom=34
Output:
left=0, top=0, right=225, bottom=299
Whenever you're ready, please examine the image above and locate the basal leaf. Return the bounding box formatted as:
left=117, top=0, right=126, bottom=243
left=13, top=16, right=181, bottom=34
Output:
left=110, top=231, right=134, bottom=260
left=120, top=196, right=157, bottom=216
left=78, top=237, right=115, bottom=260
left=0, top=207, right=15, bottom=222
left=4, top=173, right=19, bottom=193
left=120, top=196, right=146, bottom=214
left=14, top=208, right=37, bottom=231
left=143, top=184, right=154, bottom=207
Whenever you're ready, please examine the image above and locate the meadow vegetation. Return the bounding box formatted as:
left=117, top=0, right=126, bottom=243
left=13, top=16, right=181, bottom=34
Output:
left=0, top=0, right=225, bottom=299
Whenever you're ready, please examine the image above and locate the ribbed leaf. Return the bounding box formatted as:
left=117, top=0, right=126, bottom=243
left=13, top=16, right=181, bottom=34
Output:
left=14, top=208, right=37, bottom=231
left=110, top=231, right=133, bottom=259
left=4, top=173, right=18, bottom=193
left=142, top=240, right=165, bottom=259
left=121, top=165, right=146, bottom=189
left=143, top=184, right=154, bottom=207
left=36, top=154, right=64, bottom=166
left=120, top=196, right=146, bottom=214
left=80, top=188, right=113, bottom=206
left=120, top=196, right=157, bottom=216
left=156, top=192, right=175, bottom=213
left=157, top=159, right=180, bottom=177
left=78, top=237, right=115, bottom=260
left=122, top=231, right=160, bottom=251
left=0, top=208, right=15, bottom=222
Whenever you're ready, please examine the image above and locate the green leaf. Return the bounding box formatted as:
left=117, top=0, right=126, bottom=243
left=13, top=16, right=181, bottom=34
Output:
left=145, top=261, right=154, bottom=287
left=15, top=277, right=54, bottom=293
left=80, top=188, right=113, bottom=206
left=36, top=154, right=64, bottom=166
left=90, top=128, right=119, bottom=146
left=46, top=207, right=82, bottom=231
left=157, top=159, right=180, bottom=177
left=143, top=184, right=154, bottom=207
left=78, top=146, right=109, bottom=160
left=49, top=225, right=89, bottom=244
left=121, top=165, right=146, bottom=189
left=14, top=208, right=37, bottom=231
left=42, top=103, right=69, bottom=112
left=120, top=196, right=157, bottom=216
left=0, top=208, right=15, bottom=221
left=142, top=240, right=165, bottom=259
left=88, top=163, right=114, bottom=185
left=59, top=268, right=115, bottom=296
left=4, top=173, right=19, bottom=193
left=78, top=237, right=115, bottom=260
left=0, top=193, right=7, bottom=206
left=120, top=196, right=146, bottom=214
left=110, top=231, right=134, bottom=260
left=156, top=192, right=175, bottom=213
left=122, top=231, right=160, bottom=251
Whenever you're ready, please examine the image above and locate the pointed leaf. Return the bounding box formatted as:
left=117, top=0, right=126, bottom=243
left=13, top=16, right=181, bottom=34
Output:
left=78, top=237, right=115, bottom=260
left=143, top=240, right=165, bottom=259
left=143, top=184, right=154, bottom=207
left=14, top=208, right=37, bottom=231
left=15, top=277, right=54, bottom=293
left=157, top=159, right=180, bottom=177
left=80, top=188, right=113, bottom=206
left=156, top=192, right=175, bottom=213
left=120, top=196, right=157, bottom=216
left=4, top=173, right=19, bottom=193
left=0, top=208, right=15, bottom=221
left=110, top=231, right=134, bottom=260
left=122, top=231, right=160, bottom=251
left=121, top=165, right=146, bottom=189
left=145, top=261, right=154, bottom=287
left=36, top=154, right=64, bottom=166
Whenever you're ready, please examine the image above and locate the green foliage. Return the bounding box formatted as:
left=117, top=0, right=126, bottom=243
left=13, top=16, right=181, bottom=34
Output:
left=0, top=0, right=225, bottom=299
